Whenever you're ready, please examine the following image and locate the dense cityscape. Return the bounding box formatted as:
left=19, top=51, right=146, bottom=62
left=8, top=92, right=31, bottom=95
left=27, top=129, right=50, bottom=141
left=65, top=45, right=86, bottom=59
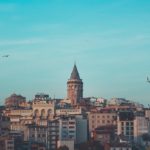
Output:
left=0, top=64, right=150, bottom=150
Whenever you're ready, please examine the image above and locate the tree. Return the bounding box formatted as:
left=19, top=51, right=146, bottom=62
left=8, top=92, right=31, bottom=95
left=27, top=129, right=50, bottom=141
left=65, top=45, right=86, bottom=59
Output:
left=78, top=140, right=104, bottom=150
left=57, top=145, right=69, bottom=150
left=142, top=133, right=150, bottom=141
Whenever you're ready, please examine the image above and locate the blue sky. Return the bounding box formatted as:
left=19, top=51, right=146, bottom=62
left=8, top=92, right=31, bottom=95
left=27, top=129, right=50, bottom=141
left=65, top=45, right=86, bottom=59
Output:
left=0, top=0, right=150, bottom=105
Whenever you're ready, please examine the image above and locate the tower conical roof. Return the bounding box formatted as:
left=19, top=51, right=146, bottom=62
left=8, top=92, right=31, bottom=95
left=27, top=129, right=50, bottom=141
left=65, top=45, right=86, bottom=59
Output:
left=70, top=64, right=80, bottom=80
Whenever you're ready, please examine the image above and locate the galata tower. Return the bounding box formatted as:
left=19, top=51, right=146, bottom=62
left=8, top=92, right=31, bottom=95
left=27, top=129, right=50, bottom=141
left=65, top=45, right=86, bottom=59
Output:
left=67, top=64, right=83, bottom=105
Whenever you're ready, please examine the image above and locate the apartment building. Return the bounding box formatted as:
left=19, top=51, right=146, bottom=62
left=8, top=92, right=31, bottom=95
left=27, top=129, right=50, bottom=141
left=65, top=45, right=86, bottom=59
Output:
left=117, top=111, right=134, bottom=142
left=47, top=116, right=76, bottom=150
left=88, top=110, right=117, bottom=133
left=134, top=113, right=150, bottom=142
left=117, top=111, right=150, bottom=142
left=28, top=124, right=47, bottom=144
left=47, top=119, right=59, bottom=150
left=4, top=108, right=33, bottom=132
left=0, top=136, right=14, bottom=150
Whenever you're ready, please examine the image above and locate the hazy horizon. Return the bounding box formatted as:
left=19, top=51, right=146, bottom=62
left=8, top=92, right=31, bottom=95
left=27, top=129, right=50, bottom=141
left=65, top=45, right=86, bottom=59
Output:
left=0, top=0, right=150, bottom=106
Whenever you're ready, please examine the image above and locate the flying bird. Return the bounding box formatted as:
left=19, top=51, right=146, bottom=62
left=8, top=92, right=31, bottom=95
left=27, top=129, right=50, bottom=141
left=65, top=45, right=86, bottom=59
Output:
left=2, top=55, right=9, bottom=58
left=147, top=76, right=150, bottom=83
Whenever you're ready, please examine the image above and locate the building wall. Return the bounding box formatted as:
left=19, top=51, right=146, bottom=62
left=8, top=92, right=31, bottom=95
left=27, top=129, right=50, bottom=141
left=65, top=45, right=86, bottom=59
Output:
left=4, top=109, right=33, bottom=131
left=67, top=80, right=83, bottom=105
left=134, top=116, right=149, bottom=142
left=56, top=108, right=82, bottom=116
left=117, top=120, right=134, bottom=141
left=117, top=114, right=149, bottom=142
left=5, top=109, right=32, bottom=117
left=28, top=125, right=47, bottom=144
left=145, top=109, right=150, bottom=120
left=47, top=116, right=76, bottom=150
left=89, top=112, right=117, bottom=132
left=47, top=119, right=59, bottom=150
left=59, top=116, right=76, bottom=141
left=0, top=137, right=14, bottom=150
left=76, top=115, right=87, bottom=144
left=32, top=100, right=55, bottom=118
left=117, top=111, right=135, bottom=142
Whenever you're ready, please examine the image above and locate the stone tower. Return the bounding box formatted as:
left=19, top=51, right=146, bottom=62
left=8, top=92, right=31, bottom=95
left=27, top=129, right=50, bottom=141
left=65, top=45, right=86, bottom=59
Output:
left=67, top=64, right=83, bottom=105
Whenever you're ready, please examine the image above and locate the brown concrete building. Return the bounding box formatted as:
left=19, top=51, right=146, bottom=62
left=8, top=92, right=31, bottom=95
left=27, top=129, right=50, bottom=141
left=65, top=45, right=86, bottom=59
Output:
left=4, top=108, right=33, bottom=132
left=88, top=110, right=117, bottom=133
left=92, top=125, right=116, bottom=144
left=5, top=94, right=26, bottom=108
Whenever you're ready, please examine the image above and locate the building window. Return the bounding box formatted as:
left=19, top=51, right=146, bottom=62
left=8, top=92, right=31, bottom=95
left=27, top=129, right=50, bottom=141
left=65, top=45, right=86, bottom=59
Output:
left=92, top=115, right=95, bottom=118
left=32, top=134, right=34, bottom=138
left=131, top=127, right=133, bottom=130
left=8, top=141, right=13, bottom=144
left=126, top=131, right=129, bottom=135
left=38, top=134, right=41, bottom=137
left=69, top=130, right=75, bottom=133
left=69, top=122, right=75, bottom=124
left=63, top=126, right=67, bottom=129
